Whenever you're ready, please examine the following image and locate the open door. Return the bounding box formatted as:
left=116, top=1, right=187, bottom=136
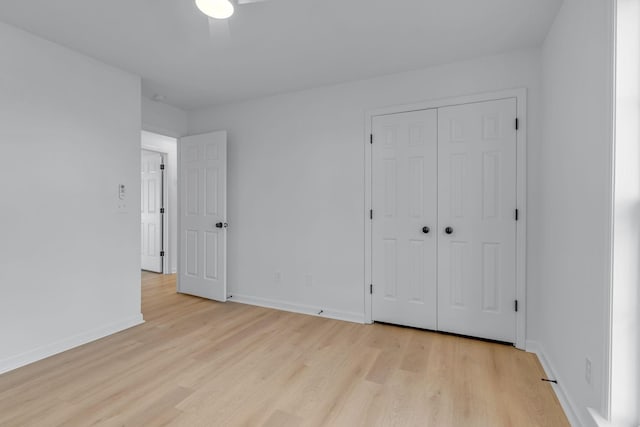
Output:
left=178, top=131, right=227, bottom=302
left=141, top=150, right=164, bottom=273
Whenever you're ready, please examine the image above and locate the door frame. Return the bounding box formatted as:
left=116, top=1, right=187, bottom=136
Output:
left=364, top=88, right=528, bottom=349
left=140, top=148, right=168, bottom=274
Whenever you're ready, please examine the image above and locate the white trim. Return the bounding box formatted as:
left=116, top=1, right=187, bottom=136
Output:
left=514, top=89, right=528, bottom=350
left=161, top=150, right=169, bottom=275
left=364, top=88, right=528, bottom=349
left=602, top=0, right=617, bottom=421
left=231, top=294, right=365, bottom=324
left=366, top=88, right=528, bottom=117
left=141, top=123, right=184, bottom=140
left=364, top=111, right=373, bottom=324
left=527, top=340, right=582, bottom=427
left=587, top=408, right=620, bottom=427
left=176, top=136, right=182, bottom=293
left=0, top=315, right=144, bottom=375
left=588, top=408, right=615, bottom=427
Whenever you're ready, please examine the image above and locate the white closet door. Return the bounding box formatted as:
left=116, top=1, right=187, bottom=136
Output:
left=437, top=98, right=517, bottom=342
left=372, top=109, right=438, bottom=330
left=141, top=150, right=163, bottom=273
left=178, top=131, right=227, bottom=302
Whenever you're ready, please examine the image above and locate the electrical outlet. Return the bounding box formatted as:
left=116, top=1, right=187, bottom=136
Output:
left=585, top=358, right=592, bottom=385
left=274, top=271, right=282, bottom=284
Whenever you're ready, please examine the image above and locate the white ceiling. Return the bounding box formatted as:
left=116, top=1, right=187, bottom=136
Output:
left=0, top=0, right=562, bottom=110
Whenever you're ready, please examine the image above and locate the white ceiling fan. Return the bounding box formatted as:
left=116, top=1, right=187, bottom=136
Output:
left=195, top=0, right=269, bottom=46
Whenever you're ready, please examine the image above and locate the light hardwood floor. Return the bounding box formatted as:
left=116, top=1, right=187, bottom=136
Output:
left=0, top=272, right=569, bottom=426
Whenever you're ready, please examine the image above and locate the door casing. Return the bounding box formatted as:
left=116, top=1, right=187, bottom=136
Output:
left=364, top=89, right=528, bottom=349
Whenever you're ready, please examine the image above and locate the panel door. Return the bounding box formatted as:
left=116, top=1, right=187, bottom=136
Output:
left=179, top=131, right=227, bottom=302
left=141, top=150, right=163, bottom=273
left=437, top=98, right=517, bottom=342
left=372, top=109, right=438, bottom=330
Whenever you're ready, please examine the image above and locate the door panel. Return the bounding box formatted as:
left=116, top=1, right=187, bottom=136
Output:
left=437, top=98, right=517, bottom=342
left=179, top=131, right=227, bottom=302
left=372, top=109, right=438, bottom=330
left=141, top=150, right=163, bottom=273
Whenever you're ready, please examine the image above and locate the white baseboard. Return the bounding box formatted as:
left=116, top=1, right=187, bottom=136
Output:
left=526, top=340, right=583, bottom=427
left=587, top=407, right=615, bottom=427
left=229, top=293, right=365, bottom=324
left=0, top=314, right=144, bottom=375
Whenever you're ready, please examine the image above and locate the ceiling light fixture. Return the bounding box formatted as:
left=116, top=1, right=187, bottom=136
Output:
left=195, top=0, right=235, bottom=19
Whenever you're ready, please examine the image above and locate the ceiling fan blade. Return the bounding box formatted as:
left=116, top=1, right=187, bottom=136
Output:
left=203, top=0, right=271, bottom=48
left=207, top=17, right=231, bottom=47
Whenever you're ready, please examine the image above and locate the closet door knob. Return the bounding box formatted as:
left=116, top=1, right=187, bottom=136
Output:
left=422, top=226, right=430, bottom=234
left=445, top=227, right=454, bottom=235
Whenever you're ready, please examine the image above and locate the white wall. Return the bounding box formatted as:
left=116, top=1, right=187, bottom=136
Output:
left=611, top=0, right=640, bottom=424
left=142, top=96, right=188, bottom=138
left=141, top=131, right=178, bottom=274
left=0, top=22, right=143, bottom=373
left=188, top=49, right=542, bottom=322
left=535, top=0, right=615, bottom=425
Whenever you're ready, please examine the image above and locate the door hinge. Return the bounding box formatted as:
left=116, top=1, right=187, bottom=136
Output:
left=515, top=209, right=519, bottom=221
left=370, top=134, right=373, bottom=144
left=370, top=284, right=373, bottom=294
left=370, top=209, right=373, bottom=220
left=515, top=118, right=519, bottom=130
left=160, top=251, right=165, bottom=257
left=515, top=300, right=519, bottom=312
left=160, top=164, right=165, bottom=170
left=160, top=207, right=165, bottom=214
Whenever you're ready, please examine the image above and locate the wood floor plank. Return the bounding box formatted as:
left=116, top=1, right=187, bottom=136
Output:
left=0, top=272, right=569, bottom=426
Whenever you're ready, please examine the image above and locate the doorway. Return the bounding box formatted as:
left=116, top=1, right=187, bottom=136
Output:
left=365, top=90, right=528, bottom=348
left=141, top=131, right=178, bottom=275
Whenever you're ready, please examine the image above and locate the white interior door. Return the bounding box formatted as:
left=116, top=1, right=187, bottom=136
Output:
left=371, top=109, right=438, bottom=330
left=141, top=150, right=163, bottom=273
left=437, top=98, right=517, bottom=342
left=178, top=131, right=227, bottom=302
